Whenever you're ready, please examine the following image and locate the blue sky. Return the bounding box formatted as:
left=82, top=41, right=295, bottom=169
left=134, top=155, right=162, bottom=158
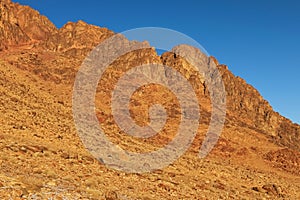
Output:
left=14, top=0, right=300, bottom=124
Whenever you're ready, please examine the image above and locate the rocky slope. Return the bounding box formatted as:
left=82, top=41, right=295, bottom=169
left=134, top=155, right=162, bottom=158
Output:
left=0, top=0, right=299, bottom=199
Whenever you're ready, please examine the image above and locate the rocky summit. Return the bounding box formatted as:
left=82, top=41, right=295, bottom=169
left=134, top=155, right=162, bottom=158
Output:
left=0, top=0, right=299, bottom=199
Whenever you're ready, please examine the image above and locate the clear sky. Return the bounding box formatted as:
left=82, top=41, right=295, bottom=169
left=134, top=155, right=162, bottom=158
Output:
left=14, top=0, right=300, bottom=124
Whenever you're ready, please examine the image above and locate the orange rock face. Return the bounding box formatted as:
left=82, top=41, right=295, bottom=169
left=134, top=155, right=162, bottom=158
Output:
left=0, top=0, right=299, bottom=199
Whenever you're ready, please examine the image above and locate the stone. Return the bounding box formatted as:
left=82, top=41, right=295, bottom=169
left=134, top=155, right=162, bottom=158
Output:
left=262, top=184, right=281, bottom=196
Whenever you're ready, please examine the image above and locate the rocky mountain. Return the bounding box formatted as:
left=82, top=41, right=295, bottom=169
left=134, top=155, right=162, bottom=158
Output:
left=0, top=0, right=299, bottom=199
left=0, top=0, right=57, bottom=50
left=0, top=0, right=113, bottom=54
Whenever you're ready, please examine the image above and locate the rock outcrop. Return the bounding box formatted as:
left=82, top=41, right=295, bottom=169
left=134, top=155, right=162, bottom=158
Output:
left=0, top=0, right=57, bottom=50
left=45, top=20, right=114, bottom=57
left=220, top=64, right=300, bottom=151
left=0, top=0, right=113, bottom=57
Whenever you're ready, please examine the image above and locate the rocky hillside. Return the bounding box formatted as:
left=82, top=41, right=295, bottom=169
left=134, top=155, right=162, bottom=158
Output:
left=0, top=0, right=299, bottom=199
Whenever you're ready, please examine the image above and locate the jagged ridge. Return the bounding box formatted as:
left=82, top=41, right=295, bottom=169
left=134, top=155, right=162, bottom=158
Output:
left=1, top=0, right=299, bottom=152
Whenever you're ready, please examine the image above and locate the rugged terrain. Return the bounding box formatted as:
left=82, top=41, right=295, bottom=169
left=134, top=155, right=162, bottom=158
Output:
left=0, top=0, right=300, bottom=199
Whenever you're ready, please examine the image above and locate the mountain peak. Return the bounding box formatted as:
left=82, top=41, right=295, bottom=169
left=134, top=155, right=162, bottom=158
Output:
left=0, top=0, right=57, bottom=50
left=0, top=1, right=113, bottom=56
